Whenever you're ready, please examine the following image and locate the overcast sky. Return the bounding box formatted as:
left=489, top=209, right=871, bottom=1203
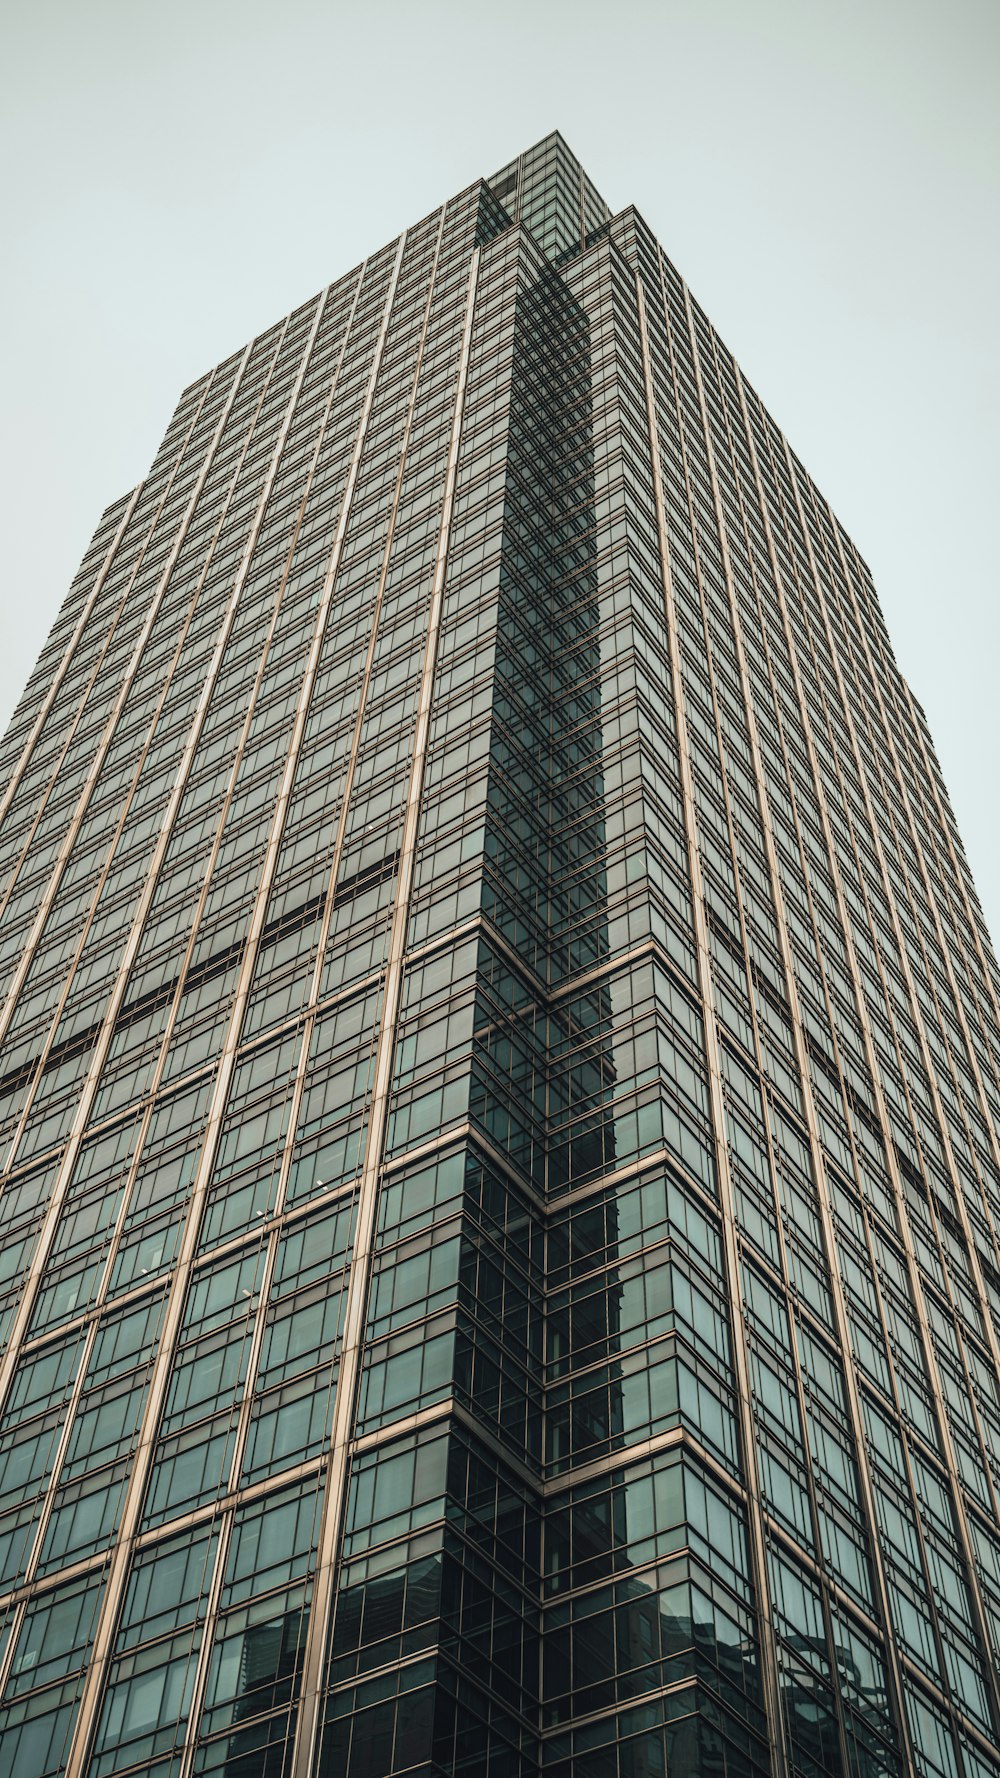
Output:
left=1, top=0, right=997, bottom=943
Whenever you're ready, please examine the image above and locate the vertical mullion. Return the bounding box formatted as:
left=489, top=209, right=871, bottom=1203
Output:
left=1, top=325, right=300, bottom=1176
left=0, top=378, right=221, bottom=953
left=635, top=272, right=790, bottom=1778
left=782, top=455, right=1000, bottom=1727
left=762, top=412, right=1000, bottom=1749
left=0, top=348, right=255, bottom=1064
left=288, top=240, right=481, bottom=1778
left=60, top=235, right=406, bottom=1778
left=0, top=482, right=143, bottom=833
left=831, top=520, right=1000, bottom=1260
left=682, top=279, right=901, bottom=1775
left=3, top=266, right=375, bottom=1664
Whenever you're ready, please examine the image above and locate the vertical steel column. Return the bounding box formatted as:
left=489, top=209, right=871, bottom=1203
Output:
left=0, top=261, right=376, bottom=1702
left=781, top=457, right=1000, bottom=1723
left=634, top=273, right=789, bottom=1778
left=0, top=346, right=254, bottom=1056
left=680, top=284, right=917, bottom=1766
left=829, top=516, right=1000, bottom=1278
left=62, top=238, right=407, bottom=1778
left=898, top=670, right=1000, bottom=1061
left=176, top=211, right=449, bottom=1778
left=0, top=481, right=143, bottom=834
left=748, top=398, right=1000, bottom=1750
left=288, top=242, right=481, bottom=1778
left=0, top=319, right=302, bottom=1173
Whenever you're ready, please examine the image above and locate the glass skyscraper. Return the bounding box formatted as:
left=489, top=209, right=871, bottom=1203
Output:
left=0, top=132, right=999, bottom=1778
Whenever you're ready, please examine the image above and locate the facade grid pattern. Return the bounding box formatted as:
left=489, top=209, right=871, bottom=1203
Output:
left=0, top=134, right=998, bottom=1778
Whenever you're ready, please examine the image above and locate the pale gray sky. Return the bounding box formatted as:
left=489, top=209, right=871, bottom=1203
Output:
left=1, top=0, right=997, bottom=940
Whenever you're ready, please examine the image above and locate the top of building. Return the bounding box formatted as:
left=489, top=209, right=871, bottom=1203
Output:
left=488, top=131, right=612, bottom=265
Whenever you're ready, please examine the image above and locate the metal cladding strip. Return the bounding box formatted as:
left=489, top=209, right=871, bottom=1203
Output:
left=875, top=557, right=1000, bottom=1071
left=633, top=274, right=789, bottom=1778
left=0, top=383, right=220, bottom=934
left=111, top=258, right=366, bottom=1133
left=0, top=261, right=370, bottom=1671
left=784, top=437, right=1000, bottom=1575
left=0, top=1321, right=104, bottom=1696
left=0, top=343, right=255, bottom=1060
left=0, top=360, right=218, bottom=880
left=61, top=235, right=407, bottom=1778
left=67, top=253, right=368, bottom=1365
left=0, top=315, right=309, bottom=1409
left=0, top=322, right=299, bottom=1176
left=171, top=1512, right=235, bottom=1778
left=676, top=282, right=880, bottom=1774
left=735, top=371, right=994, bottom=1763
left=172, top=251, right=386, bottom=1778
left=288, top=242, right=481, bottom=1778
left=820, top=512, right=1000, bottom=1307
left=0, top=1257, right=164, bottom=1705
left=305, top=204, right=450, bottom=1038
left=216, top=206, right=453, bottom=1429
left=898, top=700, right=1000, bottom=1222
left=782, top=462, right=1000, bottom=1684
left=680, top=433, right=855, bottom=1761
left=896, top=667, right=1000, bottom=1060
left=171, top=224, right=453, bottom=1758
left=729, top=464, right=959, bottom=1755
left=767, top=424, right=1000, bottom=1744
left=4, top=285, right=356, bottom=1317
left=682, top=290, right=916, bottom=1765
left=0, top=481, right=144, bottom=832
left=810, top=623, right=1000, bottom=1619
left=0, top=303, right=308, bottom=1671
left=304, top=203, right=449, bottom=1008
left=831, top=521, right=1000, bottom=1253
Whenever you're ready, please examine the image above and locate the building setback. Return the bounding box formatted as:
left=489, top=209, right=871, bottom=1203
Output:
left=0, top=134, right=998, bottom=1778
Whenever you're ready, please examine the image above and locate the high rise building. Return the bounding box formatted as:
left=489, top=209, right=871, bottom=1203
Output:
left=0, top=131, right=998, bottom=1778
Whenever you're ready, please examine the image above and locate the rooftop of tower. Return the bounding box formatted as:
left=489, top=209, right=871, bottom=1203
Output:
left=488, top=131, right=612, bottom=265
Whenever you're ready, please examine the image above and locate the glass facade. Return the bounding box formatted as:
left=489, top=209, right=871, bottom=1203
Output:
left=0, top=132, right=998, bottom=1777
